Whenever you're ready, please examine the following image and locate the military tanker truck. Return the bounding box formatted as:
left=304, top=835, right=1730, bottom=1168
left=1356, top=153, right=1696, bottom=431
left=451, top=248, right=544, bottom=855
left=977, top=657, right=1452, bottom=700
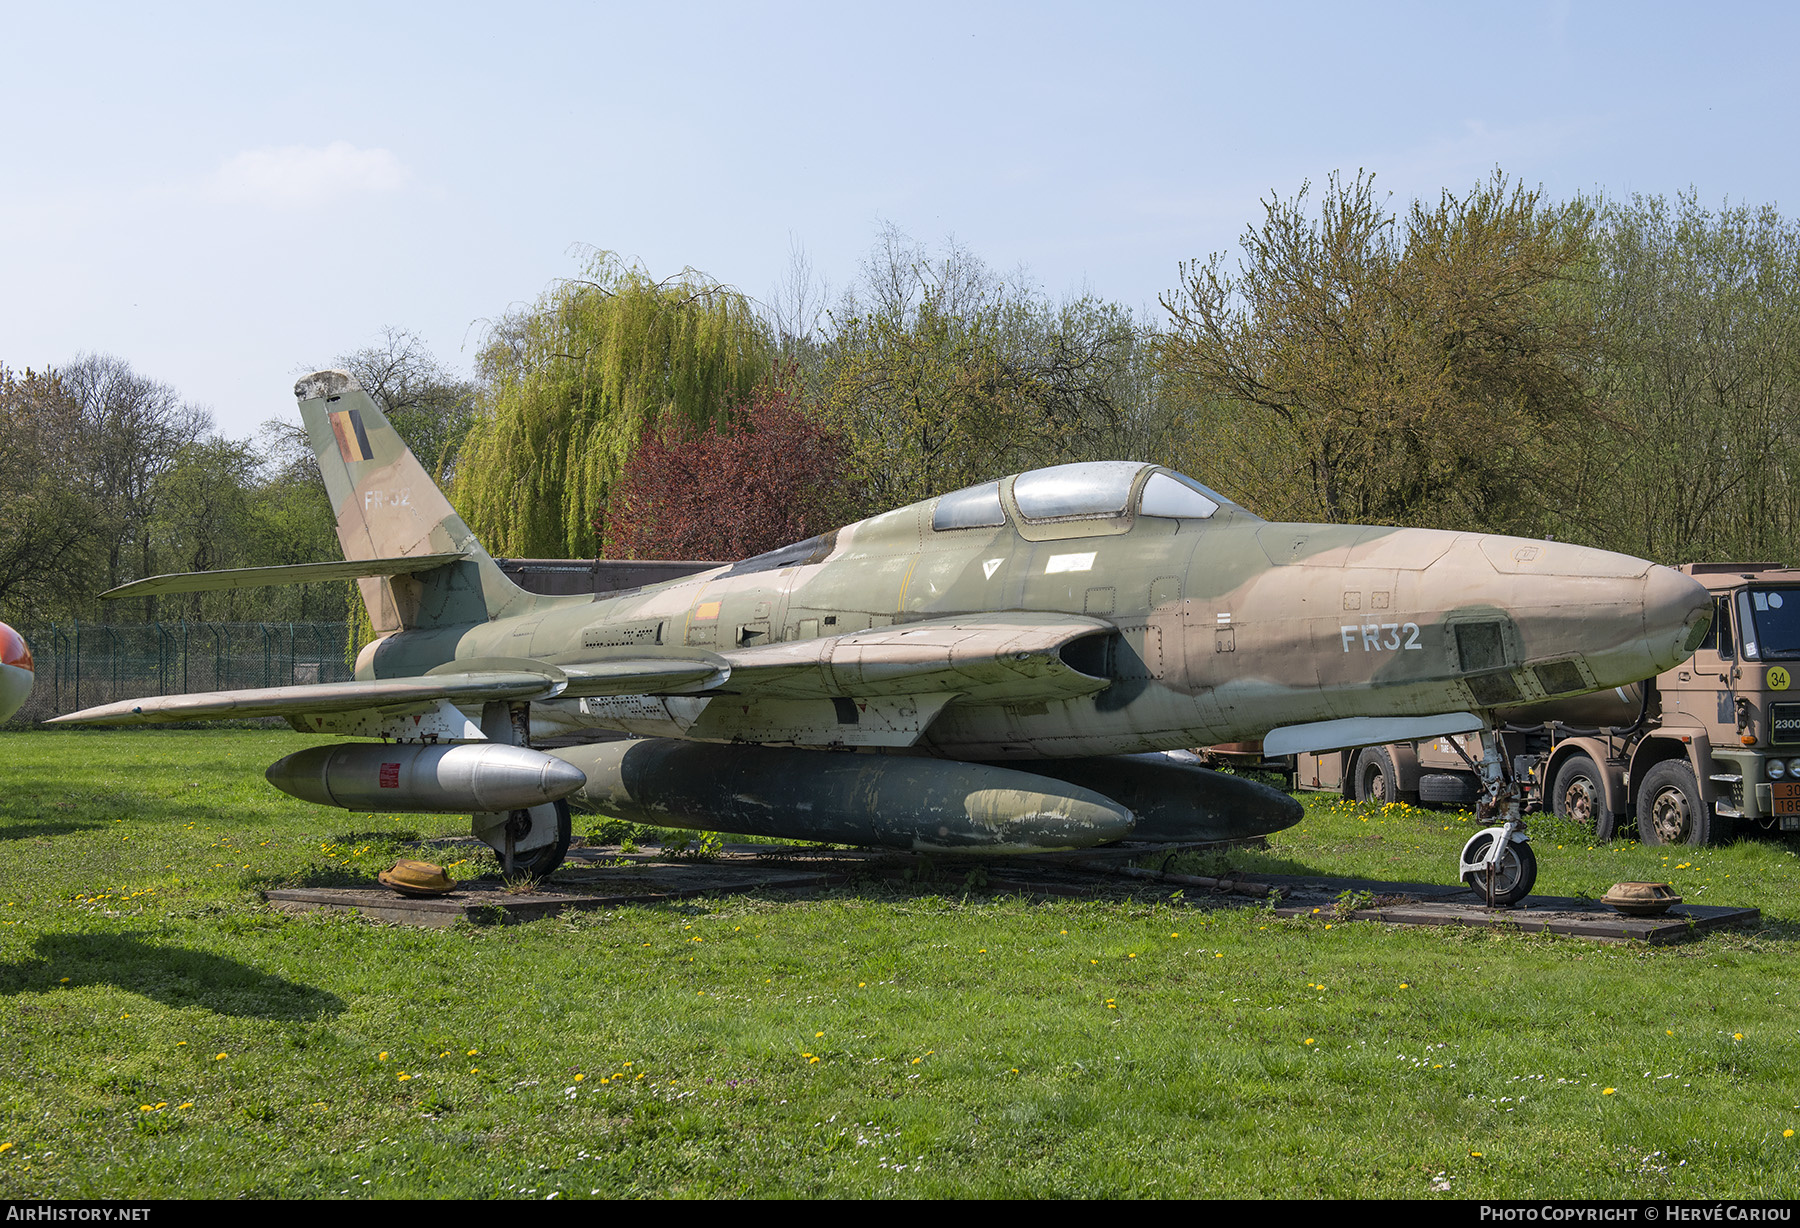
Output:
left=1280, top=563, right=1800, bottom=846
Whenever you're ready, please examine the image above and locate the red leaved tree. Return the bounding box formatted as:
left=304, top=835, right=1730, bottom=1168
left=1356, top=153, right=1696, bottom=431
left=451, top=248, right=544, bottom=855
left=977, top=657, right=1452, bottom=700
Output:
left=603, top=385, right=857, bottom=561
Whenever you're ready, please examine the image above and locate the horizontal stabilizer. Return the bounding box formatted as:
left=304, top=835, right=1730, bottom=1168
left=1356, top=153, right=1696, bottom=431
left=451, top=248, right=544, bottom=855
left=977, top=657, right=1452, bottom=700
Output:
left=1262, top=712, right=1484, bottom=756
left=47, top=670, right=561, bottom=726
left=100, top=553, right=469, bottom=600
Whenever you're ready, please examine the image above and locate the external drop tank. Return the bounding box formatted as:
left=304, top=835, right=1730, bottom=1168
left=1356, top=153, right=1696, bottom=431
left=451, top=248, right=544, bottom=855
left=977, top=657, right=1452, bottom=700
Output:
left=1008, top=751, right=1303, bottom=842
left=266, top=742, right=587, bottom=814
left=549, top=739, right=1134, bottom=853
left=548, top=740, right=1301, bottom=852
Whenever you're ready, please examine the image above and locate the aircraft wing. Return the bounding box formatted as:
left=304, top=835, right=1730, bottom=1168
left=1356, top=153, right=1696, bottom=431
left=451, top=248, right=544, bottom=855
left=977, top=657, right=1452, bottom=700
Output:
left=709, top=613, right=1115, bottom=703
left=47, top=670, right=565, bottom=726
left=47, top=615, right=1112, bottom=729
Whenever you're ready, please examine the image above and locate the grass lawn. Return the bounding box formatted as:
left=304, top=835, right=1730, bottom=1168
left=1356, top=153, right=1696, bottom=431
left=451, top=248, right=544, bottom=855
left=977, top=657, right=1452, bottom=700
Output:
left=2, top=728, right=1799, bottom=1198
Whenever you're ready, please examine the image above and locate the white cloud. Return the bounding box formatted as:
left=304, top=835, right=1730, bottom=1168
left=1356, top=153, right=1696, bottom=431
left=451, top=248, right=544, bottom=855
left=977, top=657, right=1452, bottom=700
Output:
left=202, top=141, right=408, bottom=208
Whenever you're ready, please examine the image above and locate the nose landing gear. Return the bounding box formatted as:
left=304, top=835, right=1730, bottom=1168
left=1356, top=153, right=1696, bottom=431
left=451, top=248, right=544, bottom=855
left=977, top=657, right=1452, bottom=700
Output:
left=1453, top=728, right=1538, bottom=906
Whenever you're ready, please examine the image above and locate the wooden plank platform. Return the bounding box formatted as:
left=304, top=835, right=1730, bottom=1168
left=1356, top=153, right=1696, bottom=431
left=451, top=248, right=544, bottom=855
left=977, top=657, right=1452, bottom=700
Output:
left=260, top=843, right=1761, bottom=942
left=1268, top=890, right=1756, bottom=943
left=264, top=846, right=845, bottom=926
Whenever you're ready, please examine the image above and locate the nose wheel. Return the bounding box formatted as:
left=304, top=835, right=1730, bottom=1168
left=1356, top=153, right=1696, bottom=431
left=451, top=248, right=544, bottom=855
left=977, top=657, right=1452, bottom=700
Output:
left=1451, top=727, right=1537, bottom=907
left=1458, top=827, right=1538, bottom=905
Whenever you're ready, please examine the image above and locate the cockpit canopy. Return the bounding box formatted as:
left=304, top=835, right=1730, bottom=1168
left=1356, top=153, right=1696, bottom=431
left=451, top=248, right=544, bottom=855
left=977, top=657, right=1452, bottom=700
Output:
left=931, top=462, right=1247, bottom=532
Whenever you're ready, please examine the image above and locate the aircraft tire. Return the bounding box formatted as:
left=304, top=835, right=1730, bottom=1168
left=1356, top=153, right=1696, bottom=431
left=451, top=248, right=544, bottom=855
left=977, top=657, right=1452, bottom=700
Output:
left=1551, top=754, right=1618, bottom=841
left=1635, top=760, right=1712, bottom=846
left=1458, top=830, right=1537, bottom=905
left=493, top=799, right=573, bottom=880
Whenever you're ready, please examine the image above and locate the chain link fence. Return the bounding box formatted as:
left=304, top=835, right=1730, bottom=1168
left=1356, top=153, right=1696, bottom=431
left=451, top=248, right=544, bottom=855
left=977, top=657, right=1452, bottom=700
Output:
left=14, top=622, right=355, bottom=724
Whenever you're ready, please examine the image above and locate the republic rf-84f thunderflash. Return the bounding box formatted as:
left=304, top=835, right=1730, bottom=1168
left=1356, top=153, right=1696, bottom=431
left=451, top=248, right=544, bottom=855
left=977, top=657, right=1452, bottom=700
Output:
left=55, top=370, right=1716, bottom=903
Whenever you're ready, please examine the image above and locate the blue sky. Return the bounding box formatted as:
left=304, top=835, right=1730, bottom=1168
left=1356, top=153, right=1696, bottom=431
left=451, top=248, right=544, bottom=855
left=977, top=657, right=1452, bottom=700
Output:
left=3, top=1, right=1796, bottom=436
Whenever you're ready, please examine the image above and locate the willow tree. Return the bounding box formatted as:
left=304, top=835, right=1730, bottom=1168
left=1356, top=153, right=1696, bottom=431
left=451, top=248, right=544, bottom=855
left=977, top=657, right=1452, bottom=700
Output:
left=456, top=252, right=775, bottom=557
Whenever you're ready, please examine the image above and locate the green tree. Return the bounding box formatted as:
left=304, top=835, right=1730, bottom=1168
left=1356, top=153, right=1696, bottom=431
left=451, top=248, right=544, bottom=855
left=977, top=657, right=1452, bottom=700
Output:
left=456, top=251, right=775, bottom=558
left=1562, top=192, right=1800, bottom=563
left=0, top=366, right=106, bottom=622
left=813, top=228, right=1147, bottom=512
left=60, top=353, right=211, bottom=604
left=1159, top=170, right=1597, bottom=532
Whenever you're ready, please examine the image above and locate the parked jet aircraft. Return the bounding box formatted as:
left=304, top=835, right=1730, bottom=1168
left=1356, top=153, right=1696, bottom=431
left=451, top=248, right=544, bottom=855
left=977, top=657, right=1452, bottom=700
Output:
left=53, top=370, right=1714, bottom=903
left=0, top=623, right=32, bottom=723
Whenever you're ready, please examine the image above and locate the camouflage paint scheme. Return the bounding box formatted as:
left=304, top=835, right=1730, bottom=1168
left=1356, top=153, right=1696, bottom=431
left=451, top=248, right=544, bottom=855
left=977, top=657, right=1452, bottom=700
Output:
left=53, top=371, right=1715, bottom=865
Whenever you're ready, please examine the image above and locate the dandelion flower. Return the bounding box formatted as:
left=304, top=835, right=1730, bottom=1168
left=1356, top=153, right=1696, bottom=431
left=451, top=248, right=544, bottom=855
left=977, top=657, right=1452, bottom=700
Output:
left=214, top=1053, right=227, bottom=1061
left=1304, top=1038, right=1315, bottom=1046
left=378, top=1052, right=389, bottom=1061
left=1603, top=1088, right=1616, bottom=1095
left=1735, top=1033, right=1745, bottom=1040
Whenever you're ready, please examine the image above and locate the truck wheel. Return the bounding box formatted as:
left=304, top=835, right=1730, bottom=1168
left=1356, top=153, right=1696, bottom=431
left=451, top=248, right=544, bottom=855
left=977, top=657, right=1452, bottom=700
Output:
left=1552, top=754, right=1618, bottom=841
left=1635, top=761, right=1712, bottom=846
left=1354, top=748, right=1405, bottom=804
left=1418, top=773, right=1479, bottom=807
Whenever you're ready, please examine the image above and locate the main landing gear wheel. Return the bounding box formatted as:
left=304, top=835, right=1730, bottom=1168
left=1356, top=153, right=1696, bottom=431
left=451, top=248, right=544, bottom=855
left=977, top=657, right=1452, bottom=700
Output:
left=481, top=799, right=572, bottom=881
left=1458, top=829, right=1538, bottom=906
left=1552, top=754, right=1618, bottom=842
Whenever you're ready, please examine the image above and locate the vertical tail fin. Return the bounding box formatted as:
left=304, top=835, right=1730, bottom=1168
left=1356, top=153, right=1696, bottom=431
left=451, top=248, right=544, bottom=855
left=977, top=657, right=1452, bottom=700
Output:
left=295, top=370, right=538, bottom=632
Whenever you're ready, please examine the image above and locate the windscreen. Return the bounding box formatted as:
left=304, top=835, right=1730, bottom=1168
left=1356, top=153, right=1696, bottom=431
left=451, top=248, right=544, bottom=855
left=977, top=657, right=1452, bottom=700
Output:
left=1736, top=589, right=1800, bottom=659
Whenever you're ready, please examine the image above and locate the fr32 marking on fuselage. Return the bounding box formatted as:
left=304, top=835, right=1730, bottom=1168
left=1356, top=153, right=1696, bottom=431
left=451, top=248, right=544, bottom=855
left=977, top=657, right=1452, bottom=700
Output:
left=1339, top=622, right=1423, bottom=652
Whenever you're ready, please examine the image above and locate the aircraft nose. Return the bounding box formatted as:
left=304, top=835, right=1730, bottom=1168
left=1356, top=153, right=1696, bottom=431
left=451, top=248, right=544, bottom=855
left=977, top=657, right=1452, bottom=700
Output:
left=1642, top=564, right=1714, bottom=672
